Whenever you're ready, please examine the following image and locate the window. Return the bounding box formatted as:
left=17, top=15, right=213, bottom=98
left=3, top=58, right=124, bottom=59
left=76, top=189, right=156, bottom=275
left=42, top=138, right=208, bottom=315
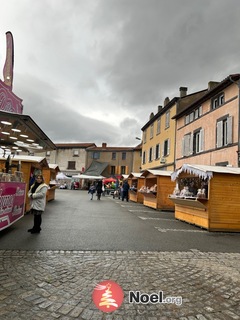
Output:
left=182, top=129, right=204, bottom=156
left=142, top=151, right=146, bottom=164
left=121, top=166, right=126, bottom=174
left=211, top=93, right=225, bottom=110
left=122, top=152, right=126, bottom=160
left=110, top=166, right=115, bottom=174
left=149, top=147, right=153, bottom=162
left=193, top=129, right=203, bottom=154
left=157, top=117, right=161, bottom=135
left=165, top=111, right=170, bottom=128
left=92, top=152, right=100, bottom=159
left=155, top=144, right=160, bottom=159
left=150, top=124, right=154, bottom=139
left=143, top=131, right=147, bottom=143
left=46, top=151, right=50, bottom=156
left=68, top=161, right=76, bottom=170
left=112, top=152, right=116, bottom=160
left=185, top=106, right=202, bottom=125
left=163, top=139, right=170, bottom=157
left=73, top=149, right=79, bottom=157
left=216, top=116, right=232, bottom=148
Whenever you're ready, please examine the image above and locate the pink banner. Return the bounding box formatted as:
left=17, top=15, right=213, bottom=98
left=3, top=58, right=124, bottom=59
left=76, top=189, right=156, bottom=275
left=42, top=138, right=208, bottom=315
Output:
left=0, top=182, right=26, bottom=231
left=0, top=80, right=23, bottom=113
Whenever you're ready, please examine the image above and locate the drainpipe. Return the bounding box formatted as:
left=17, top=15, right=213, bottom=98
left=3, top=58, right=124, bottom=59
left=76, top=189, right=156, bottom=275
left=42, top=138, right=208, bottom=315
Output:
left=229, top=76, right=240, bottom=167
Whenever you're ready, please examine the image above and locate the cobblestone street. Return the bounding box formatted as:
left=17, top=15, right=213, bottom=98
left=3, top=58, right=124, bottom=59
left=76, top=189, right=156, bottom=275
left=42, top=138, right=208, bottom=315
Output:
left=0, top=250, right=240, bottom=319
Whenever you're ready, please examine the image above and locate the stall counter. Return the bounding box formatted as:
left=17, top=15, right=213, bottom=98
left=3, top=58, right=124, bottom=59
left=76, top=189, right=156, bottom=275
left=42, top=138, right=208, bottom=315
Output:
left=170, top=164, right=240, bottom=232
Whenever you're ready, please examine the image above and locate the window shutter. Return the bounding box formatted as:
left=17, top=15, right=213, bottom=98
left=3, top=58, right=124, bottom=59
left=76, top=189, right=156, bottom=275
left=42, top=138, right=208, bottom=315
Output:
left=200, top=129, right=204, bottom=152
left=189, top=134, right=193, bottom=155
left=142, top=152, right=145, bottom=164
left=182, top=136, right=186, bottom=157
left=183, top=135, right=190, bottom=156
left=227, top=116, right=233, bottom=144
left=217, top=121, right=223, bottom=148
left=162, top=144, right=165, bottom=157
left=167, top=139, right=170, bottom=155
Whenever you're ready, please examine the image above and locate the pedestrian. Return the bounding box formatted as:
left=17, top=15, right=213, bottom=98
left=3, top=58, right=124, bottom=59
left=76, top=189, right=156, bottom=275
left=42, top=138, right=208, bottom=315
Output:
left=122, top=180, right=130, bottom=202
left=27, top=174, right=48, bottom=234
left=96, top=180, right=103, bottom=200
left=88, top=183, right=96, bottom=200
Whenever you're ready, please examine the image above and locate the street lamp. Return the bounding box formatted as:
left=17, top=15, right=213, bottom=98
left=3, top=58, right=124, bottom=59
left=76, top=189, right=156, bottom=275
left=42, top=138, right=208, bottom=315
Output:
left=135, top=137, right=141, bottom=141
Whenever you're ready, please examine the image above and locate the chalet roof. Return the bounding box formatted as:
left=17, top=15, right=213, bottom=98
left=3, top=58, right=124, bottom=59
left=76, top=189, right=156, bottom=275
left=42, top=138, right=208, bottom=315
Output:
left=141, top=169, right=173, bottom=177
left=128, top=172, right=143, bottom=179
left=2, top=155, right=49, bottom=168
left=173, top=74, right=240, bottom=119
left=171, top=164, right=240, bottom=181
left=48, top=163, right=60, bottom=171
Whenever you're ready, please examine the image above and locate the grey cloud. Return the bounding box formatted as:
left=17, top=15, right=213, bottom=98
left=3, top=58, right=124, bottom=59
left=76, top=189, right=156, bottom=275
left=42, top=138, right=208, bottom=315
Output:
left=1, top=0, right=240, bottom=147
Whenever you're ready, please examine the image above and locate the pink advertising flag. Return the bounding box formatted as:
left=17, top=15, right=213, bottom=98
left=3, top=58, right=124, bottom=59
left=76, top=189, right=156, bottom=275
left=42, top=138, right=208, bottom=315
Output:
left=3, top=31, right=14, bottom=89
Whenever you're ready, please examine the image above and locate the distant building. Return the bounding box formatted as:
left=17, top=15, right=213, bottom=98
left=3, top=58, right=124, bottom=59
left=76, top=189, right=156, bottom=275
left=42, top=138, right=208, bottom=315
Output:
left=85, top=142, right=140, bottom=177
left=38, top=143, right=96, bottom=176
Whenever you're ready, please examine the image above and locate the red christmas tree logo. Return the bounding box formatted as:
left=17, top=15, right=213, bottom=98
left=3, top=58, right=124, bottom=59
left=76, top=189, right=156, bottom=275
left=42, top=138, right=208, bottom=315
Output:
left=92, top=280, right=124, bottom=313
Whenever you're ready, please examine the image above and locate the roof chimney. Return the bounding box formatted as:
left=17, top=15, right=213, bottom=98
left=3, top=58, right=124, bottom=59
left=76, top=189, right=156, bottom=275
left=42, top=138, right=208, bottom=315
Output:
left=179, top=87, right=188, bottom=98
left=158, top=105, right=163, bottom=112
left=102, top=143, right=107, bottom=148
left=164, top=97, right=170, bottom=106
left=208, top=81, right=220, bottom=91
left=149, top=112, right=154, bottom=120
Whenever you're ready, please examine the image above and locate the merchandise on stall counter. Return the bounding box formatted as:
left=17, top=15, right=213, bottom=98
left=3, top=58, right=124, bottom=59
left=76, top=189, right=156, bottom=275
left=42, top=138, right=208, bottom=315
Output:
left=138, top=184, right=157, bottom=194
left=170, top=177, right=208, bottom=199
left=0, top=171, right=24, bottom=182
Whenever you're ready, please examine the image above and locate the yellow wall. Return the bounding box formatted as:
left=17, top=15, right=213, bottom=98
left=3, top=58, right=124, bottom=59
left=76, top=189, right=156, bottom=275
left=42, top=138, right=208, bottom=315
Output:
left=141, top=104, right=176, bottom=171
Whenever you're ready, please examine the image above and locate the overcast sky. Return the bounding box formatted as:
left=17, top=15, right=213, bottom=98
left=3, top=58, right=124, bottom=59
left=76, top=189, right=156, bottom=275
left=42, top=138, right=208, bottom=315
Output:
left=1, top=0, right=240, bottom=147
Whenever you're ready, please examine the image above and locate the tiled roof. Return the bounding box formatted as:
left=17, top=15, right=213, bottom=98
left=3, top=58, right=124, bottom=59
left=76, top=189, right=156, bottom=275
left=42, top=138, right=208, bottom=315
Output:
left=55, top=143, right=96, bottom=148
left=86, top=146, right=135, bottom=151
left=174, top=74, right=240, bottom=119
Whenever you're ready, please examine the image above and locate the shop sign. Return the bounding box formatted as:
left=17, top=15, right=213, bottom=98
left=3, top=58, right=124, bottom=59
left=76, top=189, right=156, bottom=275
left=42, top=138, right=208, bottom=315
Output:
left=0, top=182, right=26, bottom=231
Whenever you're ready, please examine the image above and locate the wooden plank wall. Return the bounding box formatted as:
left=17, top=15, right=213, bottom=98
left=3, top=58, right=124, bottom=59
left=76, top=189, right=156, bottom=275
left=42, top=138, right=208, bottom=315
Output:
left=175, top=205, right=209, bottom=229
left=208, top=173, right=240, bottom=231
left=157, top=176, right=175, bottom=211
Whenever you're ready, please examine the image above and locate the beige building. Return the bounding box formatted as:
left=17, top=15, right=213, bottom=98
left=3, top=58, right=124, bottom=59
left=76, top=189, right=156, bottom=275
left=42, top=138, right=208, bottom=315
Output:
left=38, top=143, right=96, bottom=176
left=85, top=143, right=139, bottom=177
left=174, top=74, right=240, bottom=168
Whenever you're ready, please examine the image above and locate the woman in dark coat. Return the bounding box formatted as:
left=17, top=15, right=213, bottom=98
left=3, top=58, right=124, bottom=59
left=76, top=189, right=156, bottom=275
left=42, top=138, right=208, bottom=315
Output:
left=96, top=180, right=103, bottom=200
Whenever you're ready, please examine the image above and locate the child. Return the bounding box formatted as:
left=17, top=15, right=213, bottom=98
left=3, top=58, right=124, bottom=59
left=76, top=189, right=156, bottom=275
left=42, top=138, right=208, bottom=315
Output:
left=88, top=183, right=96, bottom=200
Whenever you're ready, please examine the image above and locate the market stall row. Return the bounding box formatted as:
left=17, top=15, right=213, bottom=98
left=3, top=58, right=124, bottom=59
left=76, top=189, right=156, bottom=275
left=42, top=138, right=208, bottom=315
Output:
left=0, top=155, right=59, bottom=231
left=128, top=170, right=175, bottom=211
left=127, top=164, right=240, bottom=232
